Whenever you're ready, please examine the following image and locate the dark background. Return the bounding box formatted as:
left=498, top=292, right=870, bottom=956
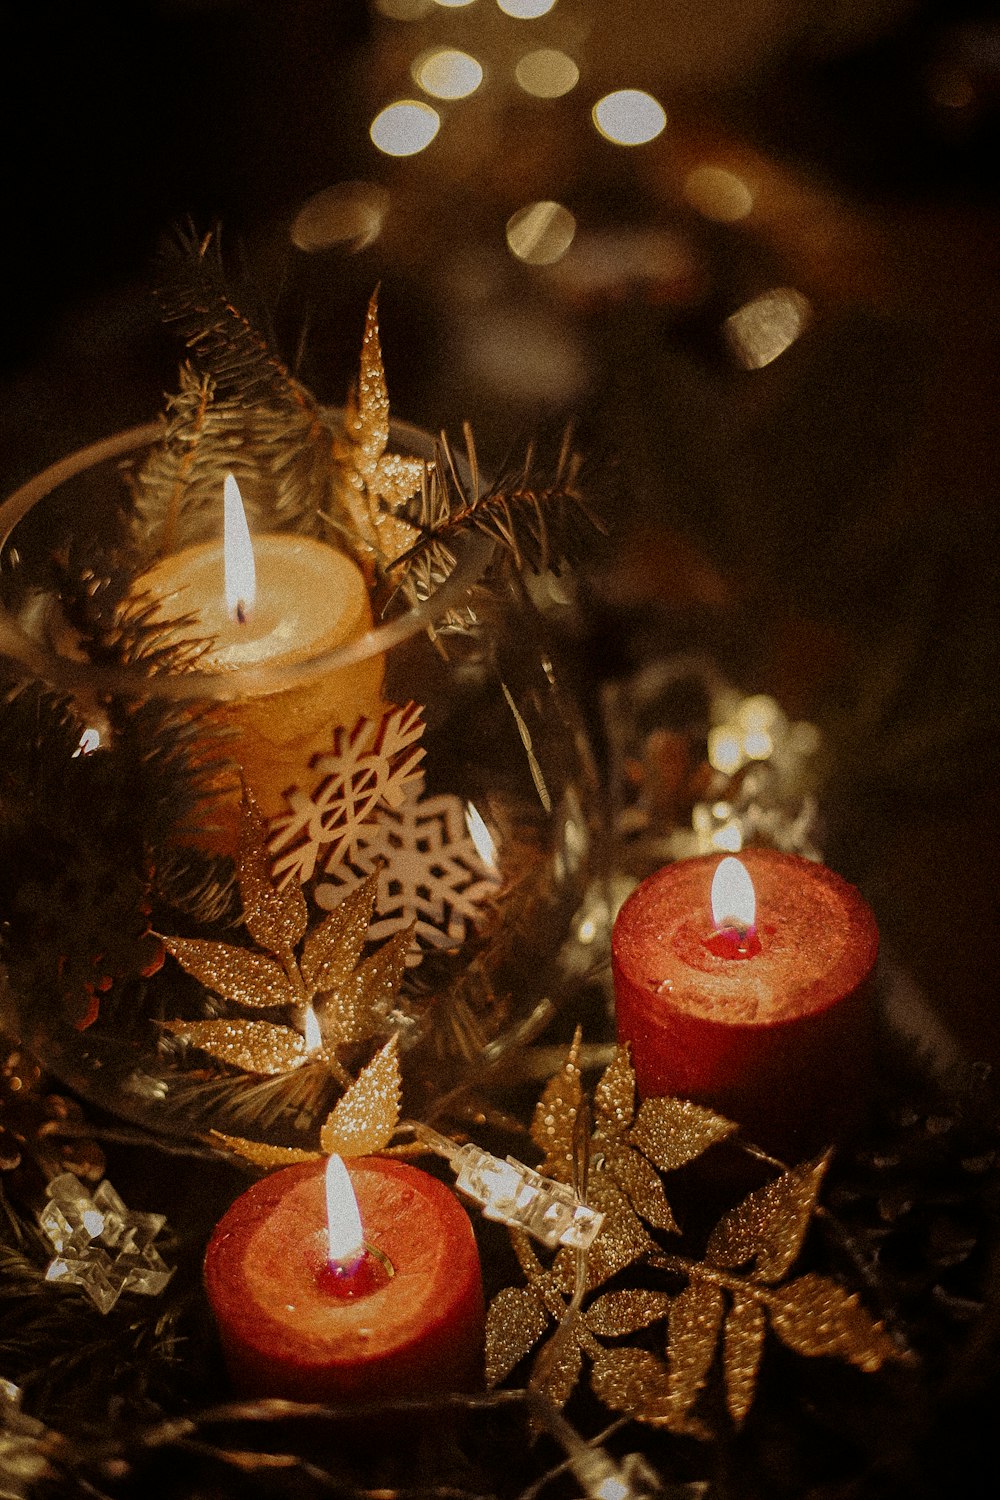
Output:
left=1, top=0, right=998, bottom=1060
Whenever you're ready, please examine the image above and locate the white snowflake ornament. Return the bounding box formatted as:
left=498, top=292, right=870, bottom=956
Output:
left=315, top=783, right=502, bottom=965
left=268, top=702, right=426, bottom=885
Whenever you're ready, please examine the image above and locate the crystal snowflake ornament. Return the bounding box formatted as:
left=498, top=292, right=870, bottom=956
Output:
left=39, top=1172, right=174, bottom=1314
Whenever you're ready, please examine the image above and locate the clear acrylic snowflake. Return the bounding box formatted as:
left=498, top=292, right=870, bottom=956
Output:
left=268, top=702, right=426, bottom=886
left=39, top=1172, right=174, bottom=1315
left=314, top=782, right=502, bottom=964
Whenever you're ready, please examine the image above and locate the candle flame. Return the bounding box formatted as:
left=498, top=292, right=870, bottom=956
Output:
left=223, top=473, right=256, bottom=620
left=711, top=856, right=756, bottom=933
left=303, top=1004, right=322, bottom=1053
left=325, top=1155, right=365, bottom=1270
left=72, top=726, right=102, bottom=758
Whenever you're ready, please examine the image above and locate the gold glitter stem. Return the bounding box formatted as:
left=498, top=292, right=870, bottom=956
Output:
left=650, top=1252, right=762, bottom=1300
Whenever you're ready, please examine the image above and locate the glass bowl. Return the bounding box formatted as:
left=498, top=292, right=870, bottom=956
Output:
left=0, top=415, right=607, bottom=1144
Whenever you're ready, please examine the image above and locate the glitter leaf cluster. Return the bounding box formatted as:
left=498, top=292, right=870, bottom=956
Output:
left=159, top=785, right=406, bottom=1157
left=485, top=1036, right=901, bottom=1435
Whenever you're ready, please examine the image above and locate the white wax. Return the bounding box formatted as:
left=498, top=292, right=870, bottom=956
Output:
left=138, top=534, right=373, bottom=675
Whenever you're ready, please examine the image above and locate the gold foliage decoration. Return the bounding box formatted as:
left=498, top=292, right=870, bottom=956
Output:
left=215, top=1036, right=402, bottom=1166
left=332, top=288, right=422, bottom=570
left=485, top=1036, right=902, bottom=1436
left=158, top=787, right=407, bottom=1153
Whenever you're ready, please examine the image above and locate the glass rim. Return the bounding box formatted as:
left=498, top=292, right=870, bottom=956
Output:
left=0, top=414, right=492, bottom=701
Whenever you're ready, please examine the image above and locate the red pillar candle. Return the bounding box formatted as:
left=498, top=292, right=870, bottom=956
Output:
left=204, top=1155, right=484, bottom=1405
left=611, top=849, right=878, bottom=1155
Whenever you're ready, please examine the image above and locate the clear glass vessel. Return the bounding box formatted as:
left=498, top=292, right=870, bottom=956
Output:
left=0, top=416, right=607, bottom=1144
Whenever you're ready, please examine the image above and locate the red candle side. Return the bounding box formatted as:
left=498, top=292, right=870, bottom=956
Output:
left=204, top=1157, right=484, bottom=1404
left=611, top=849, right=878, bottom=1156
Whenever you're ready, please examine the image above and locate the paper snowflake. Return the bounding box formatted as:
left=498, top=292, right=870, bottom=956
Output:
left=268, top=702, right=502, bottom=965
left=314, top=782, right=502, bottom=963
left=268, top=702, right=426, bottom=886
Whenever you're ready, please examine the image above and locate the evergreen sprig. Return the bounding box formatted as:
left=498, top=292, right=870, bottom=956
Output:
left=143, top=226, right=339, bottom=544
left=396, top=426, right=607, bottom=585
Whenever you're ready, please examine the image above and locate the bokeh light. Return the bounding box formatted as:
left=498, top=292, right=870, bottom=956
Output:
left=434, top=0, right=477, bottom=8
left=414, top=48, right=484, bottom=99
left=370, top=100, right=441, bottom=156
left=707, top=728, right=742, bottom=776
left=592, top=89, right=666, bottom=145
left=683, top=165, right=755, bottom=222
left=515, top=48, right=579, bottom=98
left=290, top=182, right=391, bottom=252
left=723, top=288, right=812, bottom=369
left=498, top=0, right=556, bottom=16
left=506, top=200, right=576, bottom=264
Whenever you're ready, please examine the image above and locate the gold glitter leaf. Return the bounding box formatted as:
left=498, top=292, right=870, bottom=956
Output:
left=238, top=783, right=308, bottom=957
left=531, top=1327, right=583, bottom=1412
left=161, top=937, right=296, bottom=1010
left=767, top=1273, right=898, bottom=1372
left=665, top=1279, right=726, bottom=1432
left=335, top=291, right=421, bottom=567
left=723, top=1289, right=767, bottom=1427
left=594, top=1045, right=636, bottom=1134
left=299, top=873, right=378, bottom=993
left=485, top=1285, right=550, bottom=1387
left=162, top=1019, right=307, bottom=1075
left=707, top=1153, right=830, bottom=1282
left=585, top=1289, right=671, bottom=1338
left=530, top=1026, right=583, bottom=1185
left=352, top=288, right=390, bottom=478
left=319, top=1037, right=400, bottom=1157
left=606, top=1143, right=679, bottom=1234
left=377, top=453, right=425, bottom=512
left=629, top=1095, right=738, bottom=1174
left=590, top=1348, right=691, bottom=1432
left=554, top=1177, right=654, bottom=1294
left=210, top=1131, right=319, bottom=1168
left=318, top=925, right=413, bottom=1049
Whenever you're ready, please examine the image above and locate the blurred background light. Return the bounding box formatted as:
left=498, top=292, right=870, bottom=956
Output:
left=414, top=48, right=484, bottom=99
left=683, top=165, right=755, bottom=222
left=592, top=89, right=666, bottom=145
left=723, top=287, right=813, bottom=369
left=370, top=100, right=441, bottom=156
left=434, top=0, right=477, bottom=9
left=498, top=0, right=556, bottom=17
left=514, top=48, right=579, bottom=97
left=290, top=181, right=391, bottom=252
left=506, top=200, right=577, bottom=264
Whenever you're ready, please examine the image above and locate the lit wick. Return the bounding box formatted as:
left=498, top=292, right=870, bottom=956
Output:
left=319, top=1155, right=393, bottom=1298
left=706, top=855, right=761, bottom=959
left=223, top=472, right=256, bottom=626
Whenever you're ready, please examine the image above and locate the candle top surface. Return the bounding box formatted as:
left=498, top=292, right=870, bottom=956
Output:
left=612, top=849, right=878, bottom=1026
left=136, top=534, right=372, bottom=672
left=205, top=1157, right=481, bottom=1373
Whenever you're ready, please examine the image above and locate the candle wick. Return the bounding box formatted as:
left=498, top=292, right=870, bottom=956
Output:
left=236, top=600, right=247, bottom=626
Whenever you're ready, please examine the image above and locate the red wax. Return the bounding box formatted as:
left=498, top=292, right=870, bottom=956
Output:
left=611, top=849, right=878, bottom=1154
left=204, top=1157, right=484, bottom=1404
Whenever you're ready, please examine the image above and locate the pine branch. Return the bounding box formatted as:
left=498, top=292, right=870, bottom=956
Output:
left=144, top=226, right=344, bottom=542
left=153, top=225, right=306, bottom=411
left=395, top=427, right=607, bottom=581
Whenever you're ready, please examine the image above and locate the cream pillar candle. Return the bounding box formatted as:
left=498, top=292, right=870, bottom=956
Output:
left=134, top=475, right=384, bottom=847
